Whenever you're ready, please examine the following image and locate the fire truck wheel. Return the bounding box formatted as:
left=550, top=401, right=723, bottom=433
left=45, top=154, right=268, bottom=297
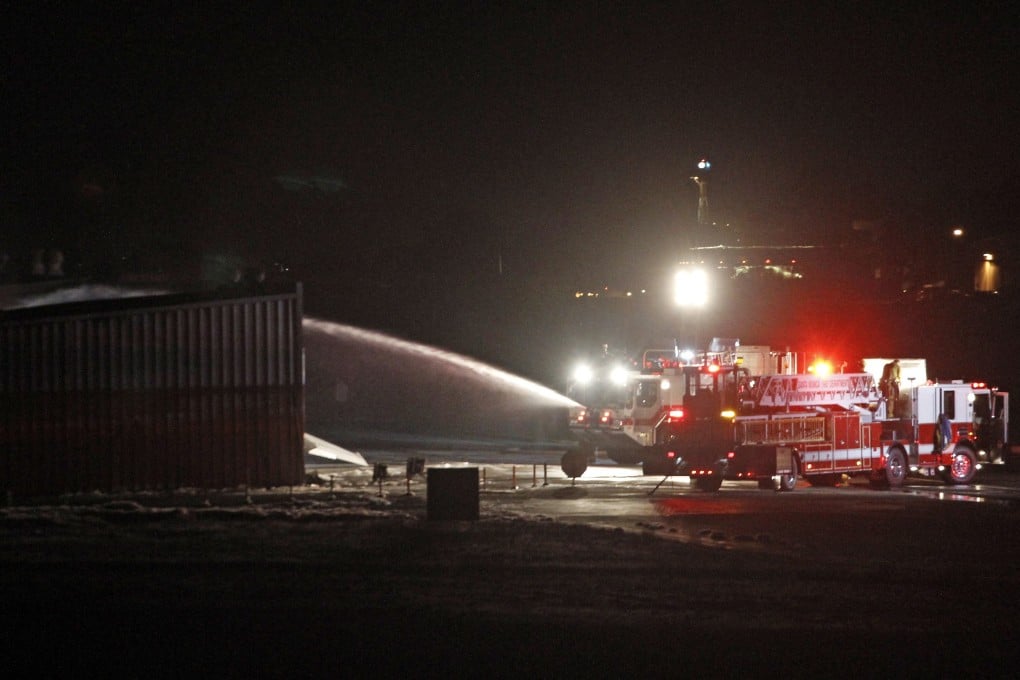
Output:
left=561, top=450, right=589, bottom=478
left=944, top=446, right=977, bottom=485
left=777, top=457, right=798, bottom=492
left=692, top=475, right=723, bottom=492
left=883, top=448, right=908, bottom=488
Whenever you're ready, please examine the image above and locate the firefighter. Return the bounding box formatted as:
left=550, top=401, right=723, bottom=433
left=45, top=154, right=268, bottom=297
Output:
left=880, top=359, right=901, bottom=417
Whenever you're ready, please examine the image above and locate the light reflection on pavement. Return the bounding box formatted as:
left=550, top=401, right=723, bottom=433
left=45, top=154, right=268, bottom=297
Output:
left=312, top=454, right=1020, bottom=554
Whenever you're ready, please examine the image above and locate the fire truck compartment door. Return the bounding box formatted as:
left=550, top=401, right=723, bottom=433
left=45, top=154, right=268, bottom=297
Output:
left=776, top=446, right=794, bottom=475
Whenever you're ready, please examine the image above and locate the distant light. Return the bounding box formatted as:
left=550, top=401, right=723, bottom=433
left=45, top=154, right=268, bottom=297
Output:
left=674, top=268, right=709, bottom=307
left=697, top=159, right=711, bottom=171
left=984, top=253, right=994, bottom=261
left=952, top=227, right=964, bottom=237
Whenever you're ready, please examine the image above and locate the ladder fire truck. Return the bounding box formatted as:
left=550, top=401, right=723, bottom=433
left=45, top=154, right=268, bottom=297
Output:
left=727, top=367, right=1009, bottom=490
left=568, top=341, right=1009, bottom=490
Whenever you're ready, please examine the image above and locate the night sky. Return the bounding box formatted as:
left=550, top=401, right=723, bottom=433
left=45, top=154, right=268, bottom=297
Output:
left=3, top=2, right=1018, bottom=382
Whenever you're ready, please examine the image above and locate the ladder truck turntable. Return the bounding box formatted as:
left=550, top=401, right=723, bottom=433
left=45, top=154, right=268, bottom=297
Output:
left=568, top=342, right=1009, bottom=491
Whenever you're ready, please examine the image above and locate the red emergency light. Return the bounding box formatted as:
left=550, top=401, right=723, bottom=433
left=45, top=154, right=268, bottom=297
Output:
left=667, top=408, right=685, bottom=420
left=971, top=381, right=987, bottom=389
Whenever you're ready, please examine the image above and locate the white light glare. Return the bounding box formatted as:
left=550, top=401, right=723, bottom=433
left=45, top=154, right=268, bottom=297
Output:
left=573, top=363, right=594, bottom=385
left=674, top=268, right=709, bottom=307
left=609, top=365, right=629, bottom=386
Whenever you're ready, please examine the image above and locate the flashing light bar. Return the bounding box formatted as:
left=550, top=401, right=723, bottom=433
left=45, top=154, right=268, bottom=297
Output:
left=808, top=361, right=833, bottom=377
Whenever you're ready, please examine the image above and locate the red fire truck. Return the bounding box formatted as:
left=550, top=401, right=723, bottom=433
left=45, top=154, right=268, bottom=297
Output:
left=569, top=341, right=1009, bottom=490
left=728, top=369, right=1009, bottom=490
left=568, top=339, right=769, bottom=488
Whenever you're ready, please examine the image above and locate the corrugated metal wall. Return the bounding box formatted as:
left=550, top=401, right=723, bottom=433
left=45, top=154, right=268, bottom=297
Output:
left=1, top=286, right=305, bottom=497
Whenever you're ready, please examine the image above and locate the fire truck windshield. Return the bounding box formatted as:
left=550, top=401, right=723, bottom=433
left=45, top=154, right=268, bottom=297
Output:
left=635, top=380, right=659, bottom=407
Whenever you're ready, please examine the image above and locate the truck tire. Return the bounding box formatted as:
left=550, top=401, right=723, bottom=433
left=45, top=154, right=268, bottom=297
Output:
left=883, top=447, right=908, bottom=488
left=561, top=450, right=588, bottom=478
left=943, top=446, right=977, bottom=485
left=777, top=456, right=798, bottom=492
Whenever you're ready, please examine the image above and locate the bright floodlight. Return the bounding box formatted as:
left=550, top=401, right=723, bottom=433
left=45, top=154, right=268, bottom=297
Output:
left=697, top=159, right=711, bottom=170
left=572, top=363, right=594, bottom=385
left=609, top=365, right=629, bottom=386
left=674, top=268, right=709, bottom=307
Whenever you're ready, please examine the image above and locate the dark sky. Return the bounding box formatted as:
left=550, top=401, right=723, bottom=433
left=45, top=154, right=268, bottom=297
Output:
left=3, top=2, right=1018, bottom=290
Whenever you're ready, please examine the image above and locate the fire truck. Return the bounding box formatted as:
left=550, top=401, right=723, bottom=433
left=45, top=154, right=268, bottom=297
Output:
left=728, top=367, right=1009, bottom=490
left=568, top=339, right=770, bottom=488
left=568, top=341, right=1009, bottom=490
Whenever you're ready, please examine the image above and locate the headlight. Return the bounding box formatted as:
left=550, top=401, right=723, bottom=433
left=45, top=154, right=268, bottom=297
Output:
left=572, top=363, right=594, bottom=385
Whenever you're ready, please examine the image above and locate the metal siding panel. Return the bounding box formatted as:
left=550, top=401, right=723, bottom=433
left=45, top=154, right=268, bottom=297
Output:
left=1, top=287, right=304, bottom=496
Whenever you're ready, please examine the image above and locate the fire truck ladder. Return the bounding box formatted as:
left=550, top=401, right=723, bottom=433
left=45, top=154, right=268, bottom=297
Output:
left=751, top=373, right=879, bottom=410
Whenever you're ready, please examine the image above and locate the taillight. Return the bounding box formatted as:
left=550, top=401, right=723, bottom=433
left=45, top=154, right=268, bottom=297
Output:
left=667, top=408, right=685, bottom=420
left=599, top=409, right=613, bottom=424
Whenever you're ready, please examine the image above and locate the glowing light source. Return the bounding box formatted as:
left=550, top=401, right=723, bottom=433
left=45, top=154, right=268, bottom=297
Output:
left=674, top=268, right=709, bottom=307
left=809, top=361, right=833, bottom=376
left=572, top=363, right=593, bottom=385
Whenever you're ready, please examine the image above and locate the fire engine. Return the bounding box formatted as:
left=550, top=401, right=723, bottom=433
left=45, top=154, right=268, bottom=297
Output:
left=729, top=367, right=1009, bottom=491
left=568, top=340, right=1009, bottom=490
left=568, top=338, right=770, bottom=488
